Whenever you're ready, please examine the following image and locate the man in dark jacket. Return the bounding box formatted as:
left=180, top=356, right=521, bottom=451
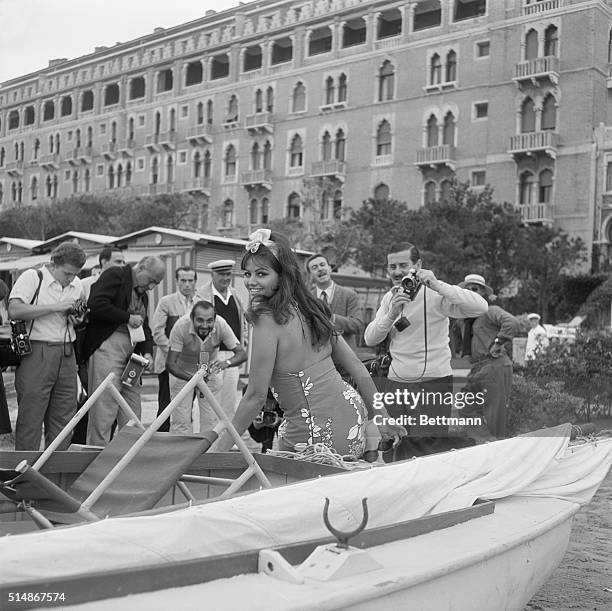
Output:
left=83, top=256, right=165, bottom=445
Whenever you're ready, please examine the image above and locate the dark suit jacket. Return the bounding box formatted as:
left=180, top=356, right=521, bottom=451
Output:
left=313, top=283, right=364, bottom=349
left=81, top=266, right=153, bottom=362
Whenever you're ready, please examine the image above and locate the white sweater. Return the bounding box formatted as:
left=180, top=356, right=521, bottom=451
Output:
left=364, top=282, right=488, bottom=382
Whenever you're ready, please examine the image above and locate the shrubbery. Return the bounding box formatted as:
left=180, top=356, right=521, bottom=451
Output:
left=508, top=330, right=612, bottom=433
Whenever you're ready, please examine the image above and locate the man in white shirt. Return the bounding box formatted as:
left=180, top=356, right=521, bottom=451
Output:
left=364, top=242, right=488, bottom=459
left=151, top=266, right=197, bottom=430
left=8, top=242, right=87, bottom=450
left=525, top=313, right=549, bottom=361
left=195, top=260, right=248, bottom=421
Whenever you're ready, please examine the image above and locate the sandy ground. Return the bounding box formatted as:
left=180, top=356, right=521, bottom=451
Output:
left=1, top=371, right=610, bottom=609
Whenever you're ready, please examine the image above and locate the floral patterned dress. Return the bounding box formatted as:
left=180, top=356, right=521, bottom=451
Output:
left=270, top=356, right=368, bottom=457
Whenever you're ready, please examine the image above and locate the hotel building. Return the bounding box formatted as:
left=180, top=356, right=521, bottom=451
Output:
left=1, top=0, right=612, bottom=267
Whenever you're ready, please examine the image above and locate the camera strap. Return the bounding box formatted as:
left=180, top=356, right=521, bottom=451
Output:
left=27, top=270, right=44, bottom=337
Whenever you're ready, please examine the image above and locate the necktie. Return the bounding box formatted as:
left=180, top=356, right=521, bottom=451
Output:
left=320, top=291, right=328, bottom=304
left=461, top=318, right=476, bottom=357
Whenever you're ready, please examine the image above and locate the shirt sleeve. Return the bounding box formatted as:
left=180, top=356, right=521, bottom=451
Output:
left=152, top=297, right=170, bottom=348
left=217, top=317, right=240, bottom=350
left=8, top=269, right=39, bottom=304
left=168, top=320, right=186, bottom=352
left=363, top=291, right=396, bottom=346
left=435, top=282, right=489, bottom=319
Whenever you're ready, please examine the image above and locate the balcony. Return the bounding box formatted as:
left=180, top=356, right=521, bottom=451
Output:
left=102, top=141, right=118, bottom=160
left=415, top=144, right=456, bottom=170
left=508, top=131, right=558, bottom=158
left=117, top=139, right=136, bottom=156
left=518, top=203, right=553, bottom=224
left=187, top=124, right=212, bottom=145
left=145, top=132, right=176, bottom=152
left=182, top=177, right=212, bottom=195
left=40, top=153, right=60, bottom=170
left=5, top=160, right=24, bottom=176
left=522, top=0, right=564, bottom=17
left=240, top=169, right=272, bottom=190
left=240, top=169, right=272, bottom=191
left=77, top=146, right=93, bottom=164
left=310, top=160, right=346, bottom=181
left=245, top=112, right=274, bottom=134
left=135, top=183, right=176, bottom=196
left=67, top=149, right=81, bottom=166
left=513, top=56, right=559, bottom=86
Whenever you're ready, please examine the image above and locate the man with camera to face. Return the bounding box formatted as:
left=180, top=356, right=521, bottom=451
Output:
left=8, top=242, right=87, bottom=450
left=364, top=242, right=488, bottom=460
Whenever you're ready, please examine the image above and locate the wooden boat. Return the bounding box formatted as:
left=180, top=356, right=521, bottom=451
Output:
left=0, top=424, right=610, bottom=610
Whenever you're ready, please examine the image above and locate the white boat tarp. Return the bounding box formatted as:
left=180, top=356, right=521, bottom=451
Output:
left=2, top=424, right=611, bottom=584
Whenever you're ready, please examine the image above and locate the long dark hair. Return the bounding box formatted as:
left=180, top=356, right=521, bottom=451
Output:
left=241, top=232, right=336, bottom=347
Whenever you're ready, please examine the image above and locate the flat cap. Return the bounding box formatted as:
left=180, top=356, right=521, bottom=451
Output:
left=208, top=259, right=235, bottom=272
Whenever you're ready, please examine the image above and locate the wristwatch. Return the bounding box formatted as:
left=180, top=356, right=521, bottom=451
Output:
left=225, top=359, right=232, bottom=368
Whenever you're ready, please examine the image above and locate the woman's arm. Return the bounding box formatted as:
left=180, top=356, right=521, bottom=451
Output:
left=214, top=315, right=278, bottom=451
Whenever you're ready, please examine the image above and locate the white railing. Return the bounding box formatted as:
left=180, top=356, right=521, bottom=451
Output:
left=514, top=55, right=559, bottom=79
left=518, top=203, right=553, bottom=223
left=509, top=131, right=558, bottom=153
left=523, top=0, right=564, bottom=17
left=416, top=144, right=456, bottom=165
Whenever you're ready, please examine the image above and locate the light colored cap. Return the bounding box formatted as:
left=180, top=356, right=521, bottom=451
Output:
left=459, top=273, right=493, bottom=296
left=208, top=259, right=235, bottom=272
left=527, top=313, right=541, bottom=320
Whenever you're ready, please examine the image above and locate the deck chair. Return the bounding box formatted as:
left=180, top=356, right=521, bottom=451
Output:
left=0, top=370, right=271, bottom=528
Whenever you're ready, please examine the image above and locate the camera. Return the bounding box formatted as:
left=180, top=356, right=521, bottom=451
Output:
left=261, top=409, right=277, bottom=426
left=10, top=320, right=32, bottom=357
left=68, top=297, right=88, bottom=318
left=400, top=270, right=422, bottom=301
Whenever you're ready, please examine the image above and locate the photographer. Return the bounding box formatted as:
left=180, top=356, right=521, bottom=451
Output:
left=8, top=242, right=87, bottom=450
left=364, top=242, right=488, bottom=460
left=247, top=388, right=283, bottom=453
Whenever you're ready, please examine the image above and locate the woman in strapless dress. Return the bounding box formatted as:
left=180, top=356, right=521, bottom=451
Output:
left=214, top=230, right=405, bottom=457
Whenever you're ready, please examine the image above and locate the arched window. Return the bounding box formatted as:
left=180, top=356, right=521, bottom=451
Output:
left=430, top=54, right=442, bottom=85
left=249, top=198, right=259, bottom=224
left=440, top=179, right=452, bottom=202
left=254, top=89, right=263, bottom=113
left=525, top=29, right=538, bottom=61
left=541, top=94, right=556, bottom=131
left=519, top=171, right=535, bottom=205
left=251, top=142, right=260, bottom=170
left=52, top=175, right=58, bottom=198
left=544, top=25, right=558, bottom=57
left=376, top=120, right=392, bottom=156
left=333, top=189, right=343, bottom=219
left=14, top=143, right=19, bottom=160
left=55, top=133, right=61, bottom=155
left=539, top=169, right=553, bottom=203
left=293, top=82, right=306, bottom=112
left=155, top=111, right=161, bottom=135
left=335, top=129, right=346, bottom=161
left=126, top=162, right=132, bottom=186
left=19, top=142, right=24, bottom=161
left=207, top=100, right=214, bottom=124
left=204, top=150, right=212, bottom=178
left=151, top=157, right=159, bottom=184
left=31, top=177, right=38, bottom=201
left=442, top=112, right=455, bottom=146
left=287, top=192, right=301, bottom=218
left=115, top=163, right=122, bottom=187
left=46, top=175, right=53, bottom=197
left=224, top=145, right=237, bottom=177
left=86, top=126, right=93, bottom=148
left=608, top=29, right=612, bottom=63
left=426, top=114, right=439, bottom=147
left=84, top=169, right=91, bottom=192
left=108, top=165, right=115, bottom=189
left=75, top=128, right=81, bottom=148
left=446, top=50, right=457, bottom=82
left=72, top=170, right=79, bottom=193
left=263, top=140, right=272, bottom=170
left=378, top=61, right=394, bottom=101
left=0, top=147, right=4, bottom=166
left=11, top=182, right=16, bottom=203
left=374, top=183, right=389, bottom=202
left=321, top=131, right=332, bottom=161
left=128, top=118, right=134, bottom=142
left=227, top=95, right=238, bottom=122
left=81, top=90, right=94, bottom=112
left=521, top=97, right=536, bottom=133
left=61, top=95, right=72, bottom=117
left=266, top=86, right=274, bottom=112
left=197, top=102, right=204, bottom=125
left=193, top=151, right=202, bottom=178
left=261, top=197, right=270, bottom=223
left=169, top=108, right=176, bottom=132
left=325, top=76, right=335, bottom=105
left=222, top=199, right=234, bottom=227
left=166, top=155, right=174, bottom=183
left=110, top=121, right=117, bottom=144
left=49, top=134, right=54, bottom=153
left=33, top=139, right=40, bottom=159
left=338, top=74, right=348, bottom=103
left=289, top=134, right=304, bottom=167
left=424, top=181, right=437, bottom=205
left=606, top=161, right=612, bottom=192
